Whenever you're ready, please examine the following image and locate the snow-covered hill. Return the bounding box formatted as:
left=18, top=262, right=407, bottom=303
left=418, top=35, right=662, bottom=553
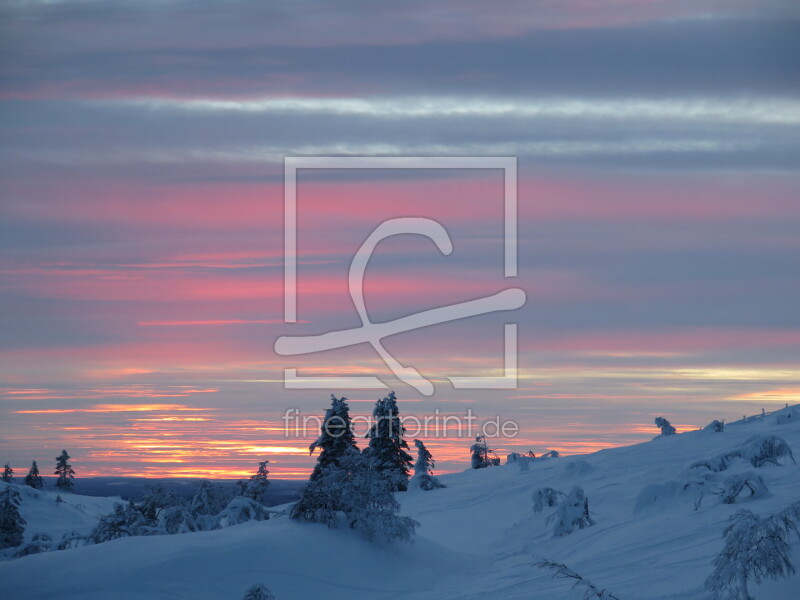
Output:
left=2, top=406, right=799, bottom=600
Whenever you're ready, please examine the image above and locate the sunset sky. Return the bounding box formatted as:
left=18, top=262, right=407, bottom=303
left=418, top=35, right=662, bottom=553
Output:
left=1, top=1, right=799, bottom=480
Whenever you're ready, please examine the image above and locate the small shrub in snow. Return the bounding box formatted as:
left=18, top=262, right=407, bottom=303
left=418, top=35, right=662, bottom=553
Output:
left=56, top=531, right=85, bottom=550
left=13, top=533, right=52, bottom=558
left=536, top=560, right=620, bottom=599
left=654, top=416, right=676, bottom=437
left=532, top=488, right=565, bottom=513
left=691, top=454, right=735, bottom=473
left=703, top=420, right=725, bottom=433
left=548, top=486, right=595, bottom=537
left=0, top=486, right=25, bottom=549
left=705, top=509, right=795, bottom=600
left=88, top=502, right=151, bottom=543
left=216, top=497, right=269, bottom=528
left=716, top=473, right=769, bottom=505
left=242, top=583, right=275, bottom=600
left=691, top=435, right=795, bottom=475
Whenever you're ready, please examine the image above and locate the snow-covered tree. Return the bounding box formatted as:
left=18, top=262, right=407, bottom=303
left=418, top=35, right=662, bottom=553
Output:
left=739, top=434, right=796, bottom=468
left=364, top=392, right=413, bottom=491
left=54, top=450, right=75, bottom=492
left=2, top=464, right=13, bottom=483
left=242, top=460, right=271, bottom=504
left=157, top=504, right=199, bottom=535
left=532, top=487, right=565, bottom=513
left=309, top=394, right=358, bottom=481
left=0, top=485, right=25, bottom=549
left=654, top=416, right=676, bottom=437
left=292, top=395, right=359, bottom=520
left=536, top=560, right=620, bottom=600
left=548, top=486, right=595, bottom=537
left=470, top=435, right=497, bottom=469
left=411, top=439, right=445, bottom=490
left=705, top=509, right=795, bottom=600
left=242, top=583, right=275, bottom=600
left=24, top=461, right=43, bottom=490
left=190, top=480, right=235, bottom=528
left=293, top=447, right=418, bottom=543
left=216, top=497, right=269, bottom=528
left=88, top=502, right=149, bottom=543
left=716, top=473, right=769, bottom=505
left=704, top=420, right=725, bottom=433
left=137, top=484, right=179, bottom=522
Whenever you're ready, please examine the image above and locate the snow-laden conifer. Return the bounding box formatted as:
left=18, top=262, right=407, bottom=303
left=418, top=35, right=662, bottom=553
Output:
left=308, top=395, right=358, bottom=481
left=243, top=460, right=271, bottom=504
left=411, top=439, right=445, bottom=490
left=54, top=450, right=75, bottom=492
left=24, top=461, right=43, bottom=490
left=0, top=485, right=25, bottom=549
left=292, top=395, right=358, bottom=520
left=364, top=392, right=413, bottom=491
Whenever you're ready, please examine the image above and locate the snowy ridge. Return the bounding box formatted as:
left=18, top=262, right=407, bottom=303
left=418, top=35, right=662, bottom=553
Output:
left=2, top=405, right=799, bottom=599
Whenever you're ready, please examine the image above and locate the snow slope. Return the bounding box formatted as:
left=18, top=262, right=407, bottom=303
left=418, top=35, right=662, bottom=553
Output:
left=1, top=481, right=120, bottom=546
left=2, top=406, right=799, bottom=600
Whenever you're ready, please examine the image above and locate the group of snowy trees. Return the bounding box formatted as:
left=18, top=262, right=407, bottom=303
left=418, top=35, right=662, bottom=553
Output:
left=291, top=392, right=442, bottom=543
left=88, top=463, right=272, bottom=545
left=2, top=450, right=76, bottom=492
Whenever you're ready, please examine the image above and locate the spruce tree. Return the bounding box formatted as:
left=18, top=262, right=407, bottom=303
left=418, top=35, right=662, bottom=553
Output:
left=308, top=394, right=358, bottom=481
left=1, top=464, right=13, bottom=483
left=54, top=450, right=75, bottom=492
left=292, top=394, right=358, bottom=520
left=244, top=460, right=270, bottom=504
left=24, top=461, right=43, bottom=490
left=364, top=391, right=413, bottom=491
left=0, top=485, right=26, bottom=549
